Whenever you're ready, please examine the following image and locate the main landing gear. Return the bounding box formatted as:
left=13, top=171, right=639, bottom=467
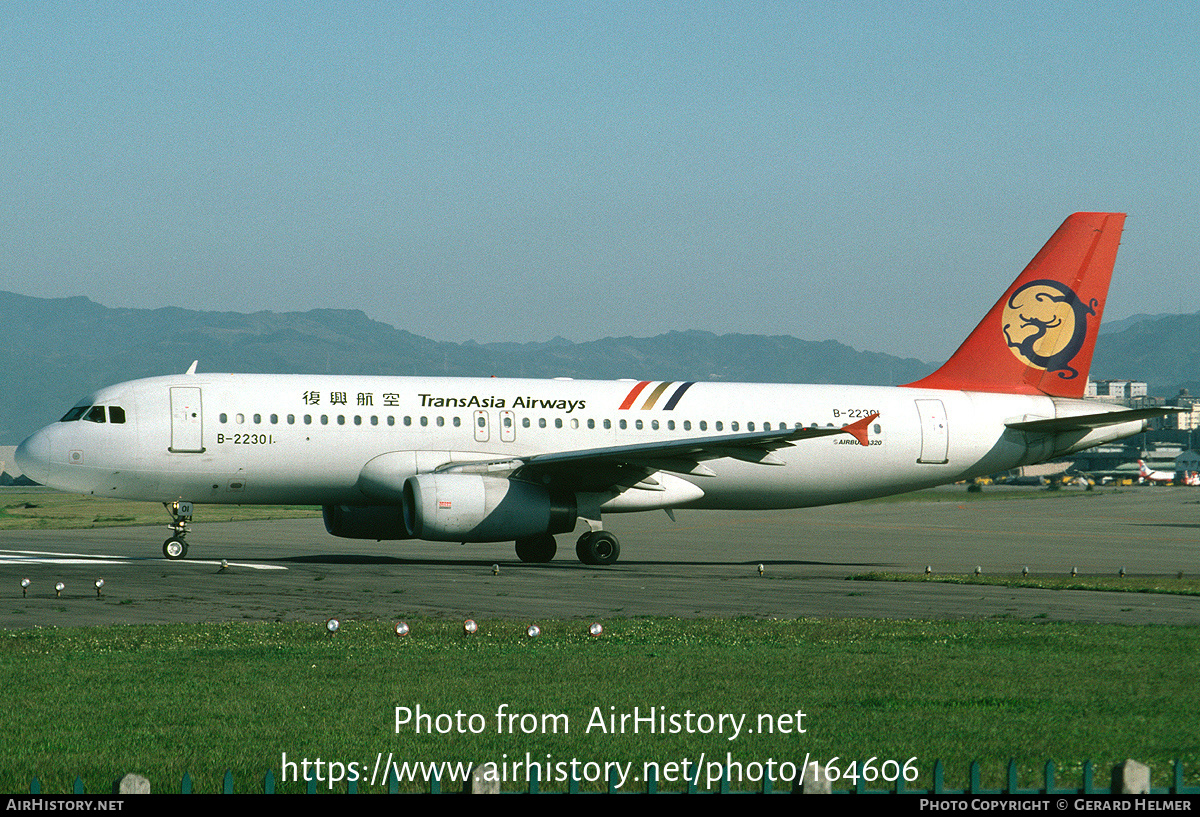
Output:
left=575, top=531, right=620, bottom=566
left=512, top=530, right=622, bottom=565
left=514, top=533, right=557, bottom=563
left=163, top=500, right=193, bottom=560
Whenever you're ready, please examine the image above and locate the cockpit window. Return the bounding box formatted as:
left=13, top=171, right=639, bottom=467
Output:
left=59, top=404, right=128, bottom=423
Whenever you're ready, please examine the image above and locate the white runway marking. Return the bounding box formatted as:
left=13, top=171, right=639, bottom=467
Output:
left=0, top=549, right=287, bottom=570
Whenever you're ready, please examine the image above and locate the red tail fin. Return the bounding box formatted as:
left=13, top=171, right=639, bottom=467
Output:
left=905, top=212, right=1126, bottom=398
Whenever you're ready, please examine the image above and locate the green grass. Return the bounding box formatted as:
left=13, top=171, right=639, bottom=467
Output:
left=1, top=618, right=1197, bottom=793
left=0, top=488, right=320, bottom=530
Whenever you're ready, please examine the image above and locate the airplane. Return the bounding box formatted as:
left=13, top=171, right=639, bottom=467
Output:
left=14, top=212, right=1183, bottom=565
left=1137, top=459, right=1176, bottom=484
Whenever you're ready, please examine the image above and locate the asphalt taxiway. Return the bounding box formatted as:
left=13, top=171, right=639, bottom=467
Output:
left=1, top=486, right=1198, bottom=628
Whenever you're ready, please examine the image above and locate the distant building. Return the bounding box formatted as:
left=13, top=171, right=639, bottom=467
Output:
left=1164, top=389, right=1200, bottom=431
left=1086, top=379, right=1148, bottom=400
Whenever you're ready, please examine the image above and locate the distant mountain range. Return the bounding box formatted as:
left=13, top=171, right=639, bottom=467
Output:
left=1, top=291, right=1195, bottom=444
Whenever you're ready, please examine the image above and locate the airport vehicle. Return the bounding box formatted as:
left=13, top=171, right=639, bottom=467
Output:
left=15, top=212, right=1177, bottom=564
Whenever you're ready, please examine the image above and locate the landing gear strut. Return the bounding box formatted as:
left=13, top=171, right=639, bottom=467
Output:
left=576, top=531, right=620, bottom=565
left=163, top=500, right=193, bottom=560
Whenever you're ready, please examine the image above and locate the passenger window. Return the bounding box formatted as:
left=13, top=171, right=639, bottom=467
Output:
left=321, top=415, right=329, bottom=425
left=236, top=413, right=245, bottom=424
left=437, top=416, right=445, bottom=427
left=667, top=420, right=674, bottom=431
left=371, top=416, right=379, bottom=426
left=539, top=418, right=547, bottom=429
left=555, top=418, right=563, bottom=429
left=873, top=424, right=881, bottom=434
left=288, top=414, right=296, bottom=424
left=404, top=416, right=412, bottom=426
left=421, top=416, right=428, bottom=427
left=652, top=420, right=660, bottom=431
left=699, top=421, right=707, bottom=431
left=304, top=415, right=313, bottom=425
left=604, top=419, right=612, bottom=430
left=253, top=414, right=262, bottom=424
left=387, top=416, right=395, bottom=426
left=636, top=419, right=643, bottom=430
left=354, top=416, right=362, bottom=426
left=715, top=421, right=723, bottom=431
left=270, top=414, right=279, bottom=424
left=587, top=419, right=595, bottom=429
left=619, top=420, right=627, bottom=430
left=453, top=417, right=461, bottom=427
left=732, top=421, right=740, bottom=432
left=477, top=416, right=485, bottom=428
left=85, top=406, right=106, bottom=423
left=522, top=418, right=531, bottom=428
left=747, top=422, right=755, bottom=431
left=219, top=413, right=229, bottom=424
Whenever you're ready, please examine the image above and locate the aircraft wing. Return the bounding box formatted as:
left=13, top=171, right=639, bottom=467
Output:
left=438, top=413, right=879, bottom=492
left=1005, top=407, right=1185, bottom=433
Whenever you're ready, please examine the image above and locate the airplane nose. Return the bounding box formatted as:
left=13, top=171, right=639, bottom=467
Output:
left=14, top=428, right=51, bottom=486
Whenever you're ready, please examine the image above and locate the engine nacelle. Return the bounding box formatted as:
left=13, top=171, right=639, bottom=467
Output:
left=402, top=473, right=576, bottom=542
left=323, top=504, right=410, bottom=540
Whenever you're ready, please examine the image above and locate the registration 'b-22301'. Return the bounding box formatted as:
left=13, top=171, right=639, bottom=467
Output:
left=16, top=213, right=1175, bottom=565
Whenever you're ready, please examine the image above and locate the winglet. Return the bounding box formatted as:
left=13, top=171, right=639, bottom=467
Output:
left=841, top=412, right=879, bottom=446
left=905, top=213, right=1125, bottom=398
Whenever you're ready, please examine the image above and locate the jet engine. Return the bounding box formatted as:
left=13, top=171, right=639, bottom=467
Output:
left=402, top=473, right=576, bottom=542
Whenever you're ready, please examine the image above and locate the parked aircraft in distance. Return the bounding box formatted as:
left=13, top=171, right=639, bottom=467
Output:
left=1137, top=460, right=1175, bottom=484
left=15, top=212, right=1180, bottom=565
left=1137, top=459, right=1198, bottom=485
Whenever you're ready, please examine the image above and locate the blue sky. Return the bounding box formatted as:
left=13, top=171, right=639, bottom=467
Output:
left=2, top=2, right=1196, bottom=361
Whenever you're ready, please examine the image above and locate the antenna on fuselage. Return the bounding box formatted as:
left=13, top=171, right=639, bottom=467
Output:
left=185, top=360, right=198, bottom=375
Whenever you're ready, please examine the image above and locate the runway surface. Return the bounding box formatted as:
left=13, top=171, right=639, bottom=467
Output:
left=2, top=485, right=1198, bottom=628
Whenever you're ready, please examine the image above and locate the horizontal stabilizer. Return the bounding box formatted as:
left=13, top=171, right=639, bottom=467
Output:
left=1005, top=407, right=1185, bottom=433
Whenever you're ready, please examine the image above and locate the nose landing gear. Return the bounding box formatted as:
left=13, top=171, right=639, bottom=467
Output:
left=162, top=500, right=193, bottom=560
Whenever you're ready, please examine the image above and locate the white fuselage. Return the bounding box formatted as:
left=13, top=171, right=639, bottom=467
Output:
left=15, top=373, right=1140, bottom=513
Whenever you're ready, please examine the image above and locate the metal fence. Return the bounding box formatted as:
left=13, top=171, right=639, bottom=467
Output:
left=22, top=759, right=1200, bottom=795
